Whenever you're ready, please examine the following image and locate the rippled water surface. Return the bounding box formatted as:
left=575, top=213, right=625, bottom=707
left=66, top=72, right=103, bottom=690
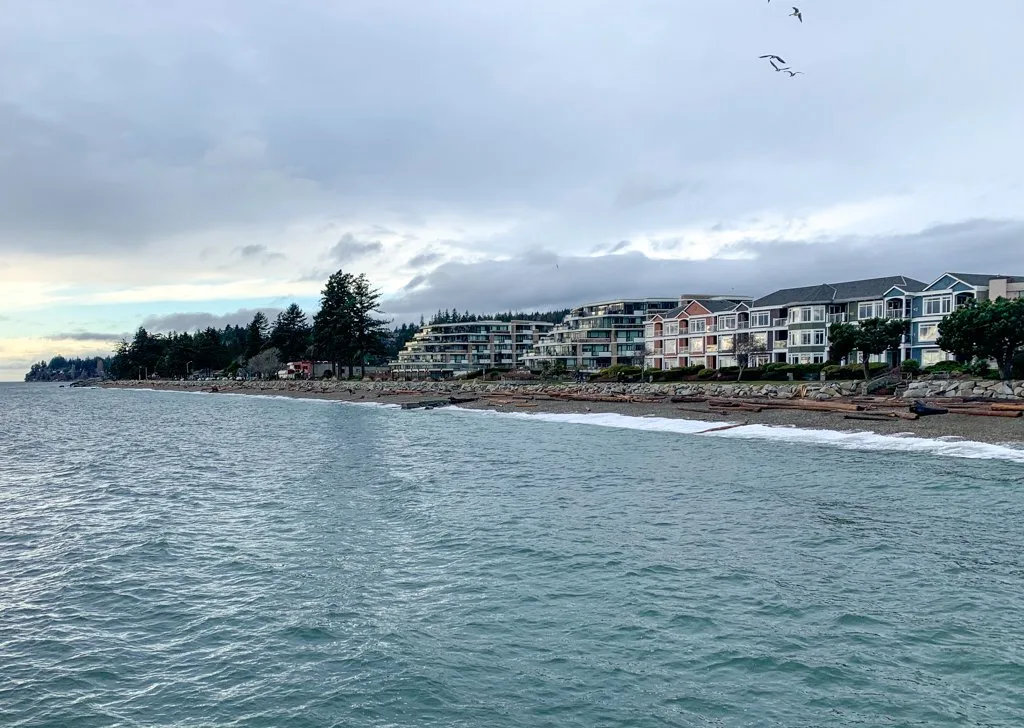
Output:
left=2, top=383, right=1023, bottom=727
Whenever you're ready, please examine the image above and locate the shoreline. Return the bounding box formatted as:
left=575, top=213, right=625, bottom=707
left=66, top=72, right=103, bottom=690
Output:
left=97, top=380, right=1024, bottom=448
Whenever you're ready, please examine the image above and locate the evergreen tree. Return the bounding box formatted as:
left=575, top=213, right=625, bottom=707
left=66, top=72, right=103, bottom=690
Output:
left=314, top=270, right=357, bottom=375
left=350, top=274, right=392, bottom=374
left=270, top=304, right=312, bottom=362
left=245, top=312, right=271, bottom=359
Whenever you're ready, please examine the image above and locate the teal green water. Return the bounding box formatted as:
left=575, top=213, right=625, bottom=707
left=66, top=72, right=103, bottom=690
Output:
left=1, top=384, right=1023, bottom=727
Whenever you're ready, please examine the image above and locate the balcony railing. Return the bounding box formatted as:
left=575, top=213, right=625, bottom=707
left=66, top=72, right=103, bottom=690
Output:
left=774, top=340, right=788, bottom=349
left=774, top=318, right=788, bottom=327
left=827, top=313, right=848, bottom=323
left=706, top=344, right=718, bottom=353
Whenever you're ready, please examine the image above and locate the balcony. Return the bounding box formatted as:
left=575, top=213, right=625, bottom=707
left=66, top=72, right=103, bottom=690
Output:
left=827, top=313, right=848, bottom=323
left=773, top=318, right=788, bottom=327
left=774, top=340, right=788, bottom=349
left=706, top=344, right=718, bottom=353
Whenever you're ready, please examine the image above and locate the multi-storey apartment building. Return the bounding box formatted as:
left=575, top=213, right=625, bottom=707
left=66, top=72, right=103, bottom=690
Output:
left=886, top=273, right=1024, bottom=366
left=749, top=276, right=926, bottom=366
left=391, top=320, right=554, bottom=377
left=524, top=298, right=678, bottom=372
left=644, top=296, right=753, bottom=370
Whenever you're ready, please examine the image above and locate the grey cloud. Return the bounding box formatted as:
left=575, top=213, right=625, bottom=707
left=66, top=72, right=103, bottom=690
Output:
left=1, top=1, right=1021, bottom=259
left=235, top=244, right=286, bottom=262
left=329, top=233, right=384, bottom=264
left=407, top=251, right=444, bottom=269
left=141, top=307, right=283, bottom=333
left=383, top=219, right=1024, bottom=320
left=48, top=331, right=126, bottom=341
left=402, top=274, right=428, bottom=291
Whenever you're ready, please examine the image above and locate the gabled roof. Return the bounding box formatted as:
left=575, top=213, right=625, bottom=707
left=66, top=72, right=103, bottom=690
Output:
left=698, top=298, right=742, bottom=313
left=946, top=272, right=1024, bottom=286
left=660, top=305, right=687, bottom=318
left=752, top=276, right=927, bottom=308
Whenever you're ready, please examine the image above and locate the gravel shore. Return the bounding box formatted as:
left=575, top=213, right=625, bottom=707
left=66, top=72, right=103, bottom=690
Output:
left=99, top=380, right=1024, bottom=447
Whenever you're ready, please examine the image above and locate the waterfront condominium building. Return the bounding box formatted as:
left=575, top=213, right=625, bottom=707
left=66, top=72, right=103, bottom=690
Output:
left=390, top=320, right=554, bottom=377
left=749, top=275, right=926, bottom=366
left=523, top=298, right=679, bottom=372
left=887, top=272, right=1024, bottom=366
left=644, top=295, right=753, bottom=371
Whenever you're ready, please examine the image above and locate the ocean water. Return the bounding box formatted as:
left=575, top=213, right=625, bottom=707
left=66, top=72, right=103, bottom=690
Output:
left=2, top=384, right=1023, bottom=727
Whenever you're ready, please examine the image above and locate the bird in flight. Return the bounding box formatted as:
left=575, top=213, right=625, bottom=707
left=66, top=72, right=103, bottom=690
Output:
left=790, top=6, right=803, bottom=22
left=759, top=54, right=786, bottom=65
left=784, top=69, right=804, bottom=77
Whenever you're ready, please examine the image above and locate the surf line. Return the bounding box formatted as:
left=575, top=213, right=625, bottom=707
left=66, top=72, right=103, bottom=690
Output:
left=694, top=421, right=748, bottom=434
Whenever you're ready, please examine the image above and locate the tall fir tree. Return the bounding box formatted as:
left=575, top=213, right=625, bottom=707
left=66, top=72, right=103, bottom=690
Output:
left=313, top=270, right=357, bottom=375
left=270, top=304, right=312, bottom=362
left=245, top=311, right=271, bottom=359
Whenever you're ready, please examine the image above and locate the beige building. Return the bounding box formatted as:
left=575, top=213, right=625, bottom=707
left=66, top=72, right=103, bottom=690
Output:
left=390, top=320, right=554, bottom=376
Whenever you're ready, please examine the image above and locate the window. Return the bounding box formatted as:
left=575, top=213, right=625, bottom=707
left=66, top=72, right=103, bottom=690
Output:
left=665, top=339, right=677, bottom=355
left=924, top=296, right=952, bottom=315
left=719, top=316, right=736, bottom=330
left=665, top=321, right=679, bottom=336
left=690, top=319, right=706, bottom=333
left=752, top=312, right=770, bottom=328
left=752, top=332, right=768, bottom=348
left=644, top=324, right=655, bottom=338
left=800, top=307, right=812, bottom=322
left=800, top=331, right=813, bottom=346
left=788, top=309, right=799, bottom=323
left=922, top=349, right=946, bottom=365
left=813, top=355, right=824, bottom=364
left=690, top=338, right=704, bottom=354
left=858, top=301, right=885, bottom=319
left=918, top=323, right=938, bottom=341
left=789, top=331, right=799, bottom=346
left=720, top=335, right=734, bottom=352
left=813, top=330, right=826, bottom=346
left=811, top=307, right=825, bottom=322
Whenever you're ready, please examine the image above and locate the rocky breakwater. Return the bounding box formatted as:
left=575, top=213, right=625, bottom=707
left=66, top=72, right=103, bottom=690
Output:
left=136, top=378, right=862, bottom=400
left=901, top=378, right=1024, bottom=400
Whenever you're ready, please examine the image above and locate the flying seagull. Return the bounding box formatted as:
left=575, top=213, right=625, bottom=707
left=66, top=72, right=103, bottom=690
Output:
left=759, top=54, right=786, bottom=65
left=784, top=69, right=804, bottom=77
left=790, top=6, right=802, bottom=22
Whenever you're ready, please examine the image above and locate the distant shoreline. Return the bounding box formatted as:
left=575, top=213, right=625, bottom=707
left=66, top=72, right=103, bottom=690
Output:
left=96, top=379, right=1024, bottom=448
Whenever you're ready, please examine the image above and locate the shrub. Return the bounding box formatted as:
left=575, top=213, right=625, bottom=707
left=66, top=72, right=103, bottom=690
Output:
left=697, top=368, right=715, bottom=379
left=963, top=359, right=991, bottom=378
left=821, top=364, right=843, bottom=380
left=925, top=360, right=964, bottom=373
left=594, top=364, right=642, bottom=381
left=900, top=359, right=921, bottom=374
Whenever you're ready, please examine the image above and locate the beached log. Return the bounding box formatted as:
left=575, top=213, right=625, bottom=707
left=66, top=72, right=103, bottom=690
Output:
left=670, top=395, right=708, bottom=403
left=951, top=409, right=1022, bottom=418
left=990, top=403, right=1024, bottom=412
left=400, top=399, right=451, bottom=410
left=448, top=396, right=478, bottom=404
left=676, top=406, right=735, bottom=416
left=695, top=422, right=749, bottom=434
left=758, top=401, right=863, bottom=413
left=844, top=414, right=894, bottom=422
left=514, top=403, right=538, bottom=408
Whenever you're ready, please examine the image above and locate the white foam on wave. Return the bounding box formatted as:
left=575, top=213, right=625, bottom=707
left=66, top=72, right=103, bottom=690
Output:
left=441, top=407, right=1024, bottom=463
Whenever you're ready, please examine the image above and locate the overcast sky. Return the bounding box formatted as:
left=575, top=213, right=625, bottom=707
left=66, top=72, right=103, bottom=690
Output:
left=2, top=0, right=1023, bottom=379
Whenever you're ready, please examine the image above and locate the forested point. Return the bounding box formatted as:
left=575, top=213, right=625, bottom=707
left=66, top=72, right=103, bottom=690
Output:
left=26, top=269, right=571, bottom=380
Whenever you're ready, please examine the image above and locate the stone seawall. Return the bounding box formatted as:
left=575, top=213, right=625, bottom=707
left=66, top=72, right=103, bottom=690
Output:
left=901, top=378, right=1024, bottom=399
left=104, top=377, right=1024, bottom=400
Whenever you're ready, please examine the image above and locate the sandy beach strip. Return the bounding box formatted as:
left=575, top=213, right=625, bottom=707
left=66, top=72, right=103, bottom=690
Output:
left=97, top=380, right=1024, bottom=447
